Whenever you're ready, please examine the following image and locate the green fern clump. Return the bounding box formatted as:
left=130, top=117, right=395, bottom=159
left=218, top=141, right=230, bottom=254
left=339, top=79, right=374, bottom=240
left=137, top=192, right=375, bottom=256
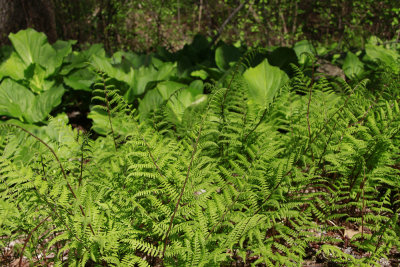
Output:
left=1, top=55, right=399, bottom=266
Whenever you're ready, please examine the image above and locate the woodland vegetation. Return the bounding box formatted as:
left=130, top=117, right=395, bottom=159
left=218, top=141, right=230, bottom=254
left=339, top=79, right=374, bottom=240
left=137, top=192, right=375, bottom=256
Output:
left=0, top=1, right=399, bottom=266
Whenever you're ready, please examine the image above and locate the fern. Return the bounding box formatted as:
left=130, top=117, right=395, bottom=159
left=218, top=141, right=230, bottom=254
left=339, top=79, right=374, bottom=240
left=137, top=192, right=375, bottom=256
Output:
left=1, top=56, right=399, bottom=265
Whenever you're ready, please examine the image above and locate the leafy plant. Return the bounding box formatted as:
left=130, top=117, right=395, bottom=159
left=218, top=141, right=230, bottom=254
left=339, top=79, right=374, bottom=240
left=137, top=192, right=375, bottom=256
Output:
left=1, top=48, right=399, bottom=266
left=0, top=79, right=64, bottom=123
left=243, top=58, right=289, bottom=107
left=0, top=29, right=72, bottom=123
left=342, top=51, right=365, bottom=80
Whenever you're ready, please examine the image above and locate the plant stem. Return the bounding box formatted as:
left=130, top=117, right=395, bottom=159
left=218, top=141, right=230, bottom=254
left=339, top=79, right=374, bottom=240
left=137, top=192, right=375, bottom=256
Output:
left=19, top=215, right=51, bottom=267
left=6, top=124, right=95, bottom=236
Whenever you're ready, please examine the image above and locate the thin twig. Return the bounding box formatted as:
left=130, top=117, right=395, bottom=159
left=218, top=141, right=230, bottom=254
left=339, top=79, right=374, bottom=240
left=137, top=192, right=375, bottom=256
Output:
left=210, top=0, right=248, bottom=46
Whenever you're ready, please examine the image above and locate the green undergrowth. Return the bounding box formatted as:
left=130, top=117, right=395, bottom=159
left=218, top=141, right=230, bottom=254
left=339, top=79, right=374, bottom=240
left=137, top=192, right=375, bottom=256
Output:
left=1, top=29, right=399, bottom=132
left=1, top=52, right=400, bottom=266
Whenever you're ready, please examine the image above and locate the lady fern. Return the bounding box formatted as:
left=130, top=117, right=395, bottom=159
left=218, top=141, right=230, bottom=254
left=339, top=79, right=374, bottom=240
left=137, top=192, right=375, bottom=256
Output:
left=1, top=58, right=399, bottom=266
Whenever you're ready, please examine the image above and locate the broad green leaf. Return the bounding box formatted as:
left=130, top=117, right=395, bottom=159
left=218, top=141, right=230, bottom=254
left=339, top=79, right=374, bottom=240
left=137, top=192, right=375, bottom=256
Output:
left=155, top=62, right=177, bottom=81
left=84, top=44, right=106, bottom=58
left=91, top=55, right=134, bottom=87
left=9, top=29, right=48, bottom=65
left=112, top=51, right=151, bottom=69
left=188, top=80, right=204, bottom=94
left=175, top=80, right=203, bottom=111
left=60, top=44, right=105, bottom=75
left=138, top=80, right=204, bottom=123
left=88, top=109, right=131, bottom=136
left=9, top=29, right=61, bottom=76
left=138, top=89, right=164, bottom=121
left=64, top=68, right=96, bottom=91
left=343, top=52, right=364, bottom=79
left=364, top=44, right=399, bottom=72
left=0, top=79, right=34, bottom=121
left=123, top=65, right=158, bottom=101
left=25, top=64, right=55, bottom=93
left=0, top=79, right=64, bottom=123
left=243, top=59, right=288, bottom=107
left=60, top=52, right=89, bottom=75
left=160, top=80, right=204, bottom=124
left=52, top=39, right=76, bottom=69
left=215, top=44, right=241, bottom=70
left=181, top=94, right=207, bottom=123
left=293, top=40, right=316, bottom=65
left=367, top=36, right=383, bottom=45
left=0, top=52, right=27, bottom=80
left=53, top=40, right=76, bottom=59
left=134, top=66, right=158, bottom=95
left=30, top=85, right=65, bottom=122
left=157, top=81, right=186, bottom=99
left=165, top=85, right=205, bottom=124
left=90, top=54, right=115, bottom=74
left=88, top=109, right=110, bottom=136
left=191, top=69, right=209, bottom=80
left=124, top=62, right=177, bottom=102
left=151, top=57, right=167, bottom=69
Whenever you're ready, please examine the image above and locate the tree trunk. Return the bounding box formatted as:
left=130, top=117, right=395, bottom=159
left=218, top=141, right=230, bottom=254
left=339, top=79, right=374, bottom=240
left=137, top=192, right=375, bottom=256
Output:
left=20, top=0, right=58, bottom=42
left=0, top=0, right=25, bottom=45
left=0, top=0, right=57, bottom=45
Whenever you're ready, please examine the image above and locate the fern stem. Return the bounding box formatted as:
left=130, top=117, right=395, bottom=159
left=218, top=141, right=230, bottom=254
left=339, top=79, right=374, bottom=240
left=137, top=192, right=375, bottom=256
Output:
left=7, top=124, right=73, bottom=195
left=33, top=191, right=88, bottom=248
left=309, top=80, right=357, bottom=146
left=316, top=125, right=336, bottom=167
left=349, top=143, right=375, bottom=193
left=101, top=75, right=118, bottom=151
left=206, top=183, right=242, bottom=240
left=306, top=81, right=314, bottom=162
left=28, top=177, right=90, bottom=254
left=18, top=215, right=51, bottom=267
left=162, top=124, right=204, bottom=258
left=313, top=82, right=365, bottom=167
left=5, top=124, right=96, bottom=236
left=138, top=131, right=167, bottom=180
left=254, top=180, right=282, bottom=215
left=208, top=139, right=269, bottom=239
left=255, top=170, right=294, bottom=214
left=160, top=84, right=229, bottom=258
left=221, top=49, right=252, bottom=123
left=40, top=154, right=47, bottom=181
left=79, top=131, right=84, bottom=186
left=361, top=165, right=366, bottom=240
left=243, top=104, right=269, bottom=143
left=348, top=94, right=380, bottom=129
